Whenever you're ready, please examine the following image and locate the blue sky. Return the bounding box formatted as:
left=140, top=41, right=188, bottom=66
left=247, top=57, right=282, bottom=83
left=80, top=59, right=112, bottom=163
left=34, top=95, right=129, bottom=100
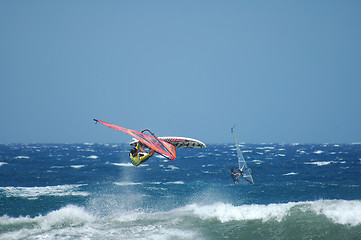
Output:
left=1, top=0, right=360, bottom=144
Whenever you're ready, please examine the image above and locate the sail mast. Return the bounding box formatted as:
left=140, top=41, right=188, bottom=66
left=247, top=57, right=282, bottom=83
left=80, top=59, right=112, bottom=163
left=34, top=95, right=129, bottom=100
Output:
left=231, top=126, right=254, bottom=184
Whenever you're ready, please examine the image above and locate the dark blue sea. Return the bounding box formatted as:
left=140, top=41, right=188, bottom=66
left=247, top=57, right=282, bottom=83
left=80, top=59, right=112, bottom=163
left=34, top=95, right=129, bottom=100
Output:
left=0, top=143, right=360, bottom=239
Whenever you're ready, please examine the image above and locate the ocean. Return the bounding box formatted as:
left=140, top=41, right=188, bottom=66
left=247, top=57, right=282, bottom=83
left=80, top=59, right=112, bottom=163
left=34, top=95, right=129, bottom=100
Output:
left=0, top=143, right=360, bottom=240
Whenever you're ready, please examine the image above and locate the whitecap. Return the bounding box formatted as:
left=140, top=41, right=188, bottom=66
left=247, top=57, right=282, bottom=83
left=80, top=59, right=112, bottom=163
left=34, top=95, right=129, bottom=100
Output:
left=114, top=182, right=142, bottom=186
left=51, top=166, right=65, bottom=169
left=0, top=162, right=7, bottom=167
left=305, top=161, right=333, bottom=166
left=149, top=182, right=162, bottom=185
left=252, top=160, right=263, bottom=165
left=0, top=205, right=96, bottom=239
left=165, top=181, right=184, bottom=185
left=0, top=184, right=89, bottom=199
left=41, top=205, right=95, bottom=229
left=275, top=154, right=286, bottom=157
left=202, top=164, right=215, bottom=167
left=111, top=162, right=134, bottom=167
left=181, top=202, right=296, bottom=223
left=256, top=146, right=275, bottom=150
left=242, top=150, right=253, bottom=153
left=283, top=172, right=298, bottom=176
left=179, top=200, right=361, bottom=226
left=311, top=199, right=361, bottom=226
left=70, top=165, right=85, bottom=169
left=14, top=156, right=30, bottom=159
left=313, top=150, right=324, bottom=154
left=161, top=165, right=179, bottom=170
left=297, top=149, right=307, bottom=154
left=87, top=155, right=98, bottom=159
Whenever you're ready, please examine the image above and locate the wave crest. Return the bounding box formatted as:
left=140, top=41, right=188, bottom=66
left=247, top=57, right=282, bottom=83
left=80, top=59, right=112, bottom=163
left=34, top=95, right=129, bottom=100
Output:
left=180, top=200, right=361, bottom=226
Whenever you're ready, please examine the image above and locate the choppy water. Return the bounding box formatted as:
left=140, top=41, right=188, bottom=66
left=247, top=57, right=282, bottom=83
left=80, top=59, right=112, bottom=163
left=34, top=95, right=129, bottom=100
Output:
left=0, top=143, right=360, bottom=239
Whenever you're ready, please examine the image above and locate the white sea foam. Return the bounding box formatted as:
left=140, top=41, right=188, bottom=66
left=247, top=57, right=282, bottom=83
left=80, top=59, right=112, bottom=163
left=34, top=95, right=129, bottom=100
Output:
left=160, top=165, right=179, bottom=170
left=0, top=162, right=7, bottom=167
left=40, top=205, right=95, bottom=229
left=0, top=204, right=200, bottom=240
left=313, top=150, right=324, bottom=154
left=275, top=154, right=286, bottom=157
left=242, top=150, right=253, bottom=153
left=111, top=162, right=134, bottom=167
left=202, top=164, right=215, bottom=167
left=51, top=165, right=65, bottom=169
left=87, top=155, right=98, bottom=159
left=0, top=205, right=96, bottom=240
left=256, top=146, right=275, bottom=150
left=165, top=181, right=184, bottom=185
left=311, top=200, right=361, bottom=226
left=149, top=182, right=162, bottom=185
left=183, top=202, right=296, bottom=222
left=305, top=161, right=333, bottom=166
left=14, top=156, right=29, bottom=159
left=1, top=200, right=360, bottom=240
left=283, top=172, right=298, bottom=176
left=181, top=200, right=361, bottom=226
left=114, top=181, right=184, bottom=186
left=70, top=165, right=85, bottom=169
left=114, top=182, right=143, bottom=186
left=0, top=184, right=89, bottom=199
left=111, top=162, right=149, bottom=167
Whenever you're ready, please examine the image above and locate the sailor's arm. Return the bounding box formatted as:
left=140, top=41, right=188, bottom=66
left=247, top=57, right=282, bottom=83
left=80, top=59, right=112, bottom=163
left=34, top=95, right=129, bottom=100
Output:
left=137, top=143, right=146, bottom=153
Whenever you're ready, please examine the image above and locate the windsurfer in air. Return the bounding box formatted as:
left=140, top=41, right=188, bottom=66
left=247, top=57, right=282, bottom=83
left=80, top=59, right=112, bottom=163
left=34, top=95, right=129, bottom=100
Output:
left=130, top=143, right=155, bottom=166
left=231, top=168, right=243, bottom=184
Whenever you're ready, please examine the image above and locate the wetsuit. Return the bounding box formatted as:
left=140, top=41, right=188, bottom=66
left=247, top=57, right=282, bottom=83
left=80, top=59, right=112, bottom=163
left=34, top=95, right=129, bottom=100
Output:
left=231, top=172, right=241, bottom=184
left=130, top=143, right=152, bottom=166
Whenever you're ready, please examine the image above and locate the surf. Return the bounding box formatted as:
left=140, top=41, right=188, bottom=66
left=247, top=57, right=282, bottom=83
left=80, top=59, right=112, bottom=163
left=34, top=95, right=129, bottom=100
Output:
left=1, top=199, right=361, bottom=240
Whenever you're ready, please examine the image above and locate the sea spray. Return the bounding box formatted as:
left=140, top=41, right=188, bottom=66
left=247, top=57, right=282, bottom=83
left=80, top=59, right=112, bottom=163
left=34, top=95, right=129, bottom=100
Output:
left=1, top=143, right=360, bottom=239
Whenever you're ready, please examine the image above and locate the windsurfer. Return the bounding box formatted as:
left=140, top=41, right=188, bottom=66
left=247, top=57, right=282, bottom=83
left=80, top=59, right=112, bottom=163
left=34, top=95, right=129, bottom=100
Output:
left=231, top=168, right=243, bottom=184
left=130, top=143, right=155, bottom=166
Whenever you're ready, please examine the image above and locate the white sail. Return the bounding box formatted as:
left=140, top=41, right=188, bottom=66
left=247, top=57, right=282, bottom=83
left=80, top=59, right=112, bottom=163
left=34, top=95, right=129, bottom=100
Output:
left=231, top=126, right=254, bottom=184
